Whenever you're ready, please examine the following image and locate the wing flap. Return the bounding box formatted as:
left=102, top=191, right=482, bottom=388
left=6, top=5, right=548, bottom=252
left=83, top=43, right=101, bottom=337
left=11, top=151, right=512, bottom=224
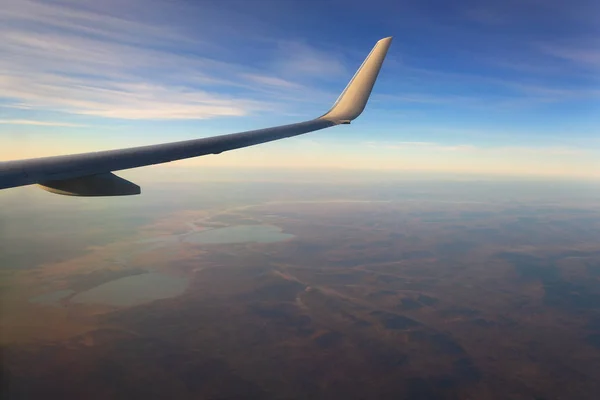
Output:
left=39, top=172, right=140, bottom=197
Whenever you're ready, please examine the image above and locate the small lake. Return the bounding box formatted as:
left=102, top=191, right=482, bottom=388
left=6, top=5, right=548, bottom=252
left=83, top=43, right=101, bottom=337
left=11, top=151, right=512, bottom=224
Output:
left=70, top=272, right=189, bottom=307
left=182, top=225, right=294, bottom=244
left=29, top=289, right=75, bottom=306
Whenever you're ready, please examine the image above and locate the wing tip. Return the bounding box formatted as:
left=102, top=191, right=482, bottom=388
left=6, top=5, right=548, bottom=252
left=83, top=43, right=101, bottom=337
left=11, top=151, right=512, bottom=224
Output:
left=318, top=36, right=393, bottom=124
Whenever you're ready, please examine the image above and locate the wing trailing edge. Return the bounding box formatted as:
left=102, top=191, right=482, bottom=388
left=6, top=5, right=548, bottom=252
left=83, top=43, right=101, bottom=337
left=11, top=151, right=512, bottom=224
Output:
left=0, top=37, right=392, bottom=196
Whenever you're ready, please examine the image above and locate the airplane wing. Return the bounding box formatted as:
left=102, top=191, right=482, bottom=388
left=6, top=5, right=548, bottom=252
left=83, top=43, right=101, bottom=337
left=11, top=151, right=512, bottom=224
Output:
left=0, top=37, right=392, bottom=196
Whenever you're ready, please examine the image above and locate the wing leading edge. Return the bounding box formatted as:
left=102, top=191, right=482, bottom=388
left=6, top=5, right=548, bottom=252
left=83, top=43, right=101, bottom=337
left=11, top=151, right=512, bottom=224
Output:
left=0, top=37, right=392, bottom=196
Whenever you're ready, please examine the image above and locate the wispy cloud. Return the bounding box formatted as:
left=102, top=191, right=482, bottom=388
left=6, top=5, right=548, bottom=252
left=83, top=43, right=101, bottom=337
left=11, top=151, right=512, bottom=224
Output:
left=365, top=141, right=477, bottom=152
left=464, top=7, right=507, bottom=25
left=1, top=70, right=266, bottom=119
left=374, top=93, right=483, bottom=106
left=0, top=0, right=308, bottom=120
left=274, top=40, right=347, bottom=78
left=0, top=0, right=358, bottom=121
left=0, top=0, right=208, bottom=57
left=539, top=44, right=600, bottom=70
left=365, top=141, right=589, bottom=156
left=241, top=74, right=301, bottom=89
left=384, top=62, right=600, bottom=110
left=0, top=119, right=86, bottom=127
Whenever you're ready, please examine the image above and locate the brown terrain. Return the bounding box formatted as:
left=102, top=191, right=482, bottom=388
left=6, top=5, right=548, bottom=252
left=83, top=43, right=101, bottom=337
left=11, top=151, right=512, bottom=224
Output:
left=1, top=181, right=600, bottom=399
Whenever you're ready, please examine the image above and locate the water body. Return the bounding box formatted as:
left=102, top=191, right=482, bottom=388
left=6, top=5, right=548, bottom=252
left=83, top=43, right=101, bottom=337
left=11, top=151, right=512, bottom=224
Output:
left=29, top=289, right=75, bottom=306
left=71, top=272, right=189, bottom=307
left=182, top=225, right=294, bottom=244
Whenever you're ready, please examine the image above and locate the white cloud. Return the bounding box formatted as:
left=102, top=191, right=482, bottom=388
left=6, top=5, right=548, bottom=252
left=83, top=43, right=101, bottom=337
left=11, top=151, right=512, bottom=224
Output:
left=0, top=0, right=295, bottom=120
left=0, top=119, right=86, bottom=127
left=365, top=141, right=477, bottom=152
left=274, top=40, right=347, bottom=78
left=540, top=43, right=600, bottom=69
left=1, top=71, right=265, bottom=120
left=241, top=74, right=301, bottom=89
left=396, top=63, right=600, bottom=107
left=0, top=0, right=194, bottom=47
left=364, top=141, right=589, bottom=156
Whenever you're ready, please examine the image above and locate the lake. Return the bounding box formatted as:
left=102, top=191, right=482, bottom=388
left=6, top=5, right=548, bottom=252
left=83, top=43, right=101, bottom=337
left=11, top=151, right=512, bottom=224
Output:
left=29, top=289, right=75, bottom=306
left=182, top=224, right=294, bottom=244
left=70, top=272, right=189, bottom=307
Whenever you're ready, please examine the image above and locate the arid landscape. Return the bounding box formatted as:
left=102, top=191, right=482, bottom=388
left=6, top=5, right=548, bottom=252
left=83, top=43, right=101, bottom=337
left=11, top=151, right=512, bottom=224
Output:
left=2, top=178, right=600, bottom=399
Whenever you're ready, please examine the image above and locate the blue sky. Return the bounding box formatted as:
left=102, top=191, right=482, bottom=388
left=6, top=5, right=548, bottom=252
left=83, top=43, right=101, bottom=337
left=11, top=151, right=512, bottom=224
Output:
left=1, top=0, right=599, bottom=177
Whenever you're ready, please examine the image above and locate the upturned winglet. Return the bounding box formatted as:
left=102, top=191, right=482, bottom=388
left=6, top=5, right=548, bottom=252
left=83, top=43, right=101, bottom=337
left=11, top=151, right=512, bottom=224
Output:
left=319, top=36, right=393, bottom=124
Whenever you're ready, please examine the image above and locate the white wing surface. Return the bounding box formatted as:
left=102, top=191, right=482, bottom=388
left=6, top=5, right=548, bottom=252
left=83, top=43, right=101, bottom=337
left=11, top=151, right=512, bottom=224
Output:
left=0, top=37, right=392, bottom=196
